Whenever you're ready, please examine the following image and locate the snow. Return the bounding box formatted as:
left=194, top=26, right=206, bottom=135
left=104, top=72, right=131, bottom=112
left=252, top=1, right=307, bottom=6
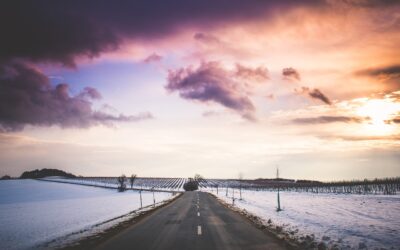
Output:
left=0, top=179, right=177, bottom=250
left=208, top=188, right=400, bottom=249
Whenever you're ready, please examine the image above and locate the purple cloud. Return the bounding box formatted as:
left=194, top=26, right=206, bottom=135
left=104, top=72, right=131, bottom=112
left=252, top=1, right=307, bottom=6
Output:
left=355, top=65, right=400, bottom=89
left=356, top=65, right=400, bottom=77
left=0, top=1, right=324, bottom=66
left=0, top=61, right=152, bottom=132
left=308, top=88, right=332, bottom=105
left=282, top=67, right=301, bottom=81
left=143, top=53, right=163, bottom=63
left=297, top=86, right=332, bottom=105
left=194, top=33, right=221, bottom=45
left=166, top=62, right=256, bottom=120
left=235, top=64, right=269, bottom=82
left=292, top=116, right=370, bottom=124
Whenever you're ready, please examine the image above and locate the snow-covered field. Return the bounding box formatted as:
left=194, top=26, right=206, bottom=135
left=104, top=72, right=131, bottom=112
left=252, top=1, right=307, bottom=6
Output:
left=0, top=179, right=177, bottom=250
left=209, top=189, right=400, bottom=249
left=43, top=176, right=187, bottom=191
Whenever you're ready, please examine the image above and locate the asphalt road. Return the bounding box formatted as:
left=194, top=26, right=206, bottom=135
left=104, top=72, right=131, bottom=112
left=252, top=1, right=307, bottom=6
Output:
left=96, top=191, right=288, bottom=250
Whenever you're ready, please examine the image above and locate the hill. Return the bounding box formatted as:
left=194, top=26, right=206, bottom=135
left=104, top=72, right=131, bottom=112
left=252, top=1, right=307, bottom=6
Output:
left=20, top=168, right=76, bottom=179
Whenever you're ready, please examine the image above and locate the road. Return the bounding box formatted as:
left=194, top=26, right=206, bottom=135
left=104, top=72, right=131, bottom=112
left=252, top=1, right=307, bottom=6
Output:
left=96, top=191, right=288, bottom=250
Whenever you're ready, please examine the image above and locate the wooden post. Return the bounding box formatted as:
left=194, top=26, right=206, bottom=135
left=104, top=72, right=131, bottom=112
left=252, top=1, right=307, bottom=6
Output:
left=140, top=186, right=143, bottom=208
left=277, top=167, right=282, bottom=212
left=152, top=187, right=155, bottom=207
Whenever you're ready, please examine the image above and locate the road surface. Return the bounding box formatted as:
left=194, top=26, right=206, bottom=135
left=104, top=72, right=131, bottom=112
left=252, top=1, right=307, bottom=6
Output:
left=96, top=191, right=288, bottom=250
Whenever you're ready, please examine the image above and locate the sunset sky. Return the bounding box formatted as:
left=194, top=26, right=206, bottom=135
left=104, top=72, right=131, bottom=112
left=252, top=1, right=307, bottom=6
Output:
left=0, top=0, right=399, bottom=180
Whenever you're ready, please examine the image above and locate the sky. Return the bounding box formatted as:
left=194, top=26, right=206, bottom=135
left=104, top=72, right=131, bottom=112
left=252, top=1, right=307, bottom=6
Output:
left=0, top=0, right=399, bottom=180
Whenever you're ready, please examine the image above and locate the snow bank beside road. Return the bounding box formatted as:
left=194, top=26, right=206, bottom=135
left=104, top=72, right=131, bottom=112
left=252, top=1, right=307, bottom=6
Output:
left=0, top=179, right=176, bottom=250
left=209, top=189, right=400, bottom=249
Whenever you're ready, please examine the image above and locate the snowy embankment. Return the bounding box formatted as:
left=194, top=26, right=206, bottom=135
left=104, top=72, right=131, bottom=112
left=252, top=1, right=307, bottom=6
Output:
left=0, top=179, right=178, bottom=250
left=207, top=188, right=400, bottom=249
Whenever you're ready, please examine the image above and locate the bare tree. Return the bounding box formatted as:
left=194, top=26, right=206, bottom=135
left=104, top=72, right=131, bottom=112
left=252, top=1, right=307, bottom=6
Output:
left=194, top=174, right=203, bottom=187
left=117, top=174, right=127, bottom=192
left=129, top=174, right=137, bottom=189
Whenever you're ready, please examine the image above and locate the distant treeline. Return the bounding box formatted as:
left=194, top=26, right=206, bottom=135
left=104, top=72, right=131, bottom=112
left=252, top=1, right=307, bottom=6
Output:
left=221, top=177, right=400, bottom=195
left=20, top=168, right=76, bottom=179
left=1, top=175, right=12, bottom=180
left=282, top=177, right=400, bottom=195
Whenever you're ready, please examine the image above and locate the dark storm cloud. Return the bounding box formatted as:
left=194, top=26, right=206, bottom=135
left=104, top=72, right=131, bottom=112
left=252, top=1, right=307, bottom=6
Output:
left=0, top=0, right=323, bottom=66
left=166, top=62, right=256, bottom=121
left=0, top=61, right=152, bottom=132
left=297, top=87, right=332, bottom=105
left=292, top=116, right=369, bottom=124
left=355, top=65, right=400, bottom=89
left=339, top=0, right=400, bottom=7
left=356, top=65, right=400, bottom=77
left=282, top=67, right=301, bottom=81
left=309, top=89, right=332, bottom=105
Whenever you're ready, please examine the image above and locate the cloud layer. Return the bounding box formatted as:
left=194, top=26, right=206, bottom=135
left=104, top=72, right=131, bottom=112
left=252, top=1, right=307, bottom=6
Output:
left=297, top=87, right=332, bottom=105
left=292, top=116, right=369, bottom=124
left=282, top=67, right=301, bottom=81
left=0, top=0, right=323, bottom=66
left=0, top=61, right=152, bottom=132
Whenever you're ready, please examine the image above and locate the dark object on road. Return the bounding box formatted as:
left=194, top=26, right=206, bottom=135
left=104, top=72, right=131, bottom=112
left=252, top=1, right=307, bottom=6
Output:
left=20, top=168, right=75, bottom=179
left=183, top=179, right=198, bottom=191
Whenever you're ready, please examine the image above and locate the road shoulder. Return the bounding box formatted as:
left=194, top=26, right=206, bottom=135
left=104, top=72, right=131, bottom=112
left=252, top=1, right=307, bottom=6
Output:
left=207, top=192, right=300, bottom=250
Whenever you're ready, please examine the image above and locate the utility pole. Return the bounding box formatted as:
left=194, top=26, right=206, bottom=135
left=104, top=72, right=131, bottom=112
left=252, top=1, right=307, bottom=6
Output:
left=152, top=187, right=155, bottom=207
left=232, top=187, right=235, bottom=205
left=239, top=172, right=243, bottom=200
left=277, top=166, right=282, bottom=212
left=140, top=185, right=143, bottom=208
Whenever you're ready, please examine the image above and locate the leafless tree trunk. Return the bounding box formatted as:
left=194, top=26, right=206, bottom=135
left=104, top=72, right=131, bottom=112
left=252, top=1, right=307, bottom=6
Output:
left=130, top=174, right=137, bottom=189
left=117, top=174, right=126, bottom=192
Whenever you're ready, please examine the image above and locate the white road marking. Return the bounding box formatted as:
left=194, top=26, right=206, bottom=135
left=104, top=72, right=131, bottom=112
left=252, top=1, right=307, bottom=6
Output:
left=197, top=212, right=200, bottom=216
left=197, top=225, right=202, bottom=235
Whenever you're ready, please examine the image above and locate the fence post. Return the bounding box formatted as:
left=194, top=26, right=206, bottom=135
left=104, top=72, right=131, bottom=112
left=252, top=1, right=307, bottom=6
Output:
left=152, top=187, right=155, bottom=207
left=140, top=188, right=143, bottom=208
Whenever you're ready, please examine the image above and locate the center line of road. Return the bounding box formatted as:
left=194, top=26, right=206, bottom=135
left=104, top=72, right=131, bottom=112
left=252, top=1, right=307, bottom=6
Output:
left=197, top=212, right=200, bottom=216
left=197, top=225, right=202, bottom=235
